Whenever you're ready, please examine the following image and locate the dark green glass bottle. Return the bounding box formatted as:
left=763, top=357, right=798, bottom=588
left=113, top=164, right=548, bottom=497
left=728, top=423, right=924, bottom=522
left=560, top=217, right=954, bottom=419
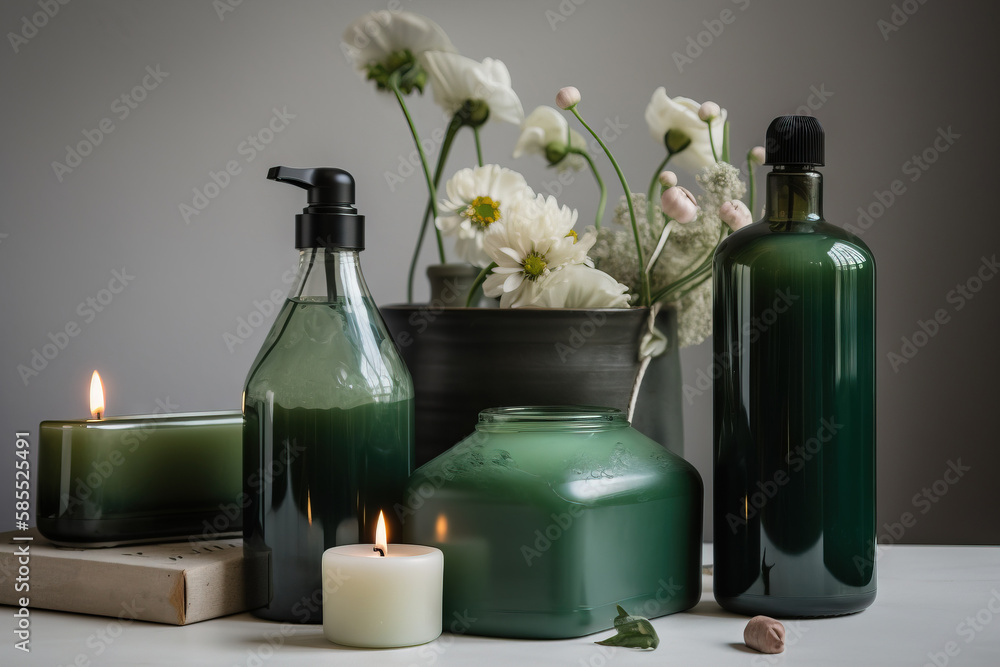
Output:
left=713, top=117, right=876, bottom=617
left=243, top=167, right=414, bottom=623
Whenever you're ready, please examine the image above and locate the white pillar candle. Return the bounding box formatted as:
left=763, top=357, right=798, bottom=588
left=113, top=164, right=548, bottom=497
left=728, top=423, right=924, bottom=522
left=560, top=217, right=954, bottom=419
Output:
left=322, top=514, right=443, bottom=648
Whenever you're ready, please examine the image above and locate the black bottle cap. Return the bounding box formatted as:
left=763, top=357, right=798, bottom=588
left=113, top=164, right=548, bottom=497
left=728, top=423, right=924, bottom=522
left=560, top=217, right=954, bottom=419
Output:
left=267, top=166, right=365, bottom=250
left=764, top=116, right=824, bottom=167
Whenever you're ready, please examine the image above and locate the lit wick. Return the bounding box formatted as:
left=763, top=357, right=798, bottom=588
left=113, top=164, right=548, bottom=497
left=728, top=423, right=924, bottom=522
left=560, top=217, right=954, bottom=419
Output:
left=90, top=371, right=105, bottom=420
left=373, top=509, right=388, bottom=558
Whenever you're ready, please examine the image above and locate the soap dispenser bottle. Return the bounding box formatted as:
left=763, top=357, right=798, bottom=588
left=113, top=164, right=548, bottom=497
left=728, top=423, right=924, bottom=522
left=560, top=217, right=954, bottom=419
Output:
left=243, top=167, right=414, bottom=623
left=712, top=117, right=876, bottom=617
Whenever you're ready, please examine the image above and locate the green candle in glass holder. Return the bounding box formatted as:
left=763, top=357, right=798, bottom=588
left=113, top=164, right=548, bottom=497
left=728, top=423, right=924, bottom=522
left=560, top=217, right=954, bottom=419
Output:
left=401, top=406, right=702, bottom=639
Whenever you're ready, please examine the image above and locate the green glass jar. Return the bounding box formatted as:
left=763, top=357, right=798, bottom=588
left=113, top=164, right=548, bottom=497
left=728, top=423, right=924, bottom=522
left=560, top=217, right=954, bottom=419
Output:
left=402, top=406, right=702, bottom=639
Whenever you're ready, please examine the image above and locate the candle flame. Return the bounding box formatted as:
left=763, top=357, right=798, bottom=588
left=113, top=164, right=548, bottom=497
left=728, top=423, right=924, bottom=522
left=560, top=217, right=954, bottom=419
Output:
left=374, top=510, right=388, bottom=557
left=435, top=514, right=448, bottom=542
left=306, top=490, right=313, bottom=526
left=89, top=371, right=105, bottom=419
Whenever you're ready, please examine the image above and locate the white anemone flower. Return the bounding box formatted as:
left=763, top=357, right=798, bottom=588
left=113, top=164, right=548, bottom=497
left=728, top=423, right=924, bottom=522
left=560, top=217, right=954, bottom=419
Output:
left=645, top=87, right=727, bottom=173
left=436, top=164, right=534, bottom=268
left=513, top=106, right=588, bottom=171
left=482, top=194, right=594, bottom=307
left=422, top=51, right=524, bottom=125
left=342, top=11, right=456, bottom=78
left=507, top=263, right=631, bottom=309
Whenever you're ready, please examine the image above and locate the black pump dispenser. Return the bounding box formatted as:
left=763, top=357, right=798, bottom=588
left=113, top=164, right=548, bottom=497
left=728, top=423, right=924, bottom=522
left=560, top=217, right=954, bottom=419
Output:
left=267, top=166, right=365, bottom=250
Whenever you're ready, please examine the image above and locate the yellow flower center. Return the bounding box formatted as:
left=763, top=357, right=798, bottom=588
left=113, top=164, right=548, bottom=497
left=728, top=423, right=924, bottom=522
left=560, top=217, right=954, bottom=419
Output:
left=522, top=252, right=547, bottom=281
left=565, top=230, right=578, bottom=243
left=463, top=196, right=501, bottom=229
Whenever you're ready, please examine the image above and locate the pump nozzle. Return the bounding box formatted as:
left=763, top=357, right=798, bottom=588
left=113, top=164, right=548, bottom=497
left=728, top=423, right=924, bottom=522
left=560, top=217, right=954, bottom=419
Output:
left=267, top=166, right=357, bottom=206
left=268, top=166, right=365, bottom=250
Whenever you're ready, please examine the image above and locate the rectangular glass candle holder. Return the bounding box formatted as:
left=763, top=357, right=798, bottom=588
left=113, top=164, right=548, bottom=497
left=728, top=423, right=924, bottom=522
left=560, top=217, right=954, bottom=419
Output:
left=37, top=411, right=243, bottom=547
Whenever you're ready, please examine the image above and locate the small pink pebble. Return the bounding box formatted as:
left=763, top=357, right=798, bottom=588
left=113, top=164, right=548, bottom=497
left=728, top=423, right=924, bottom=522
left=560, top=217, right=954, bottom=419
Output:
left=744, top=615, right=785, bottom=654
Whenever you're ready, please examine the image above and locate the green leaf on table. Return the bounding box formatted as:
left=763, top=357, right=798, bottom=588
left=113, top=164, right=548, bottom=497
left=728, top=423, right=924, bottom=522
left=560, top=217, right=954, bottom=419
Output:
left=594, top=604, right=659, bottom=650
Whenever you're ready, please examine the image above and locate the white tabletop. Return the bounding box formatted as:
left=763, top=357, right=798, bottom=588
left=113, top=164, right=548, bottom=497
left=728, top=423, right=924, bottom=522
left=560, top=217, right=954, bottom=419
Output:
left=4, top=544, right=999, bottom=666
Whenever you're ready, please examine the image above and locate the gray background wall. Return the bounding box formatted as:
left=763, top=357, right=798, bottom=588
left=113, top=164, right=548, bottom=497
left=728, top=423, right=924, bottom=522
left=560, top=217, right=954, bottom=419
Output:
left=1, top=0, right=996, bottom=544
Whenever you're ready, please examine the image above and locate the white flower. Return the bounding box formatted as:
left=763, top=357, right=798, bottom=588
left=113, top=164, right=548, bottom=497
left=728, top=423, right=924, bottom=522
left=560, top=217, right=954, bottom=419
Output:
left=645, top=87, right=727, bottom=173
left=555, top=86, right=581, bottom=110
left=499, top=263, right=631, bottom=309
left=342, top=11, right=456, bottom=92
left=513, top=106, right=588, bottom=171
left=436, top=165, right=534, bottom=268
left=482, top=194, right=592, bottom=306
left=422, top=52, right=523, bottom=125
left=749, top=145, right=766, bottom=165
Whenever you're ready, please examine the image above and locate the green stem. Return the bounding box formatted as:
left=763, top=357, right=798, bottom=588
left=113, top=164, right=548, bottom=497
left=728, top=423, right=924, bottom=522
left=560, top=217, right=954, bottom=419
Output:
left=721, top=120, right=730, bottom=163
left=389, top=74, right=445, bottom=266
left=650, top=225, right=727, bottom=303
left=406, top=113, right=462, bottom=303
left=646, top=154, right=670, bottom=232
left=465, top=262, right=496, bottom=307
left=473, top=126, right=484, bottom=167
left=705, top=118, right=719, bottom=163
left=747, top=150, right=757, bottom=219
left=673, top=271, right=711, bottom=303
left=569, top=106, right=650, bottom=307
left=572, top=149, right=606, bottom=229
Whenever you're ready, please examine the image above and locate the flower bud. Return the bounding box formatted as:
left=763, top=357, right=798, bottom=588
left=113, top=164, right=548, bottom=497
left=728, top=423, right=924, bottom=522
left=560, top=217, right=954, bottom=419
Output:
left=658, top=170, right=678, bottom=188
left=664, top=128, right=692, bottom=155
left=749, top=146, right=766, bottom=165
left=698, top=101, right=721, bottom=122
left=555, top=86, right=581, bottom=110
left=719, top=199, right=753, bottom=231
left=545, top=141, right=569, bottom=166
left=660, top=185, right=699, bottom=224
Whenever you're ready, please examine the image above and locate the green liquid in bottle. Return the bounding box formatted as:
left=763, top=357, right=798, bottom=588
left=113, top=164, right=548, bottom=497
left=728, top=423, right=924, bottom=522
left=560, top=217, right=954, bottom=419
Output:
left=713, top=164, right=876, bottom=617
left=244, top=293, right=413, bottom=622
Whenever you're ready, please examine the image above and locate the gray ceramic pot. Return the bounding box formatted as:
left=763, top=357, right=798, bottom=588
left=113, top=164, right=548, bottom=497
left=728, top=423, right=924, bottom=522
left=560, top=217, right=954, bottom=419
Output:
left=381, top=305, right=683, bottom=466
left=425, top=263, right=487, bottom=308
